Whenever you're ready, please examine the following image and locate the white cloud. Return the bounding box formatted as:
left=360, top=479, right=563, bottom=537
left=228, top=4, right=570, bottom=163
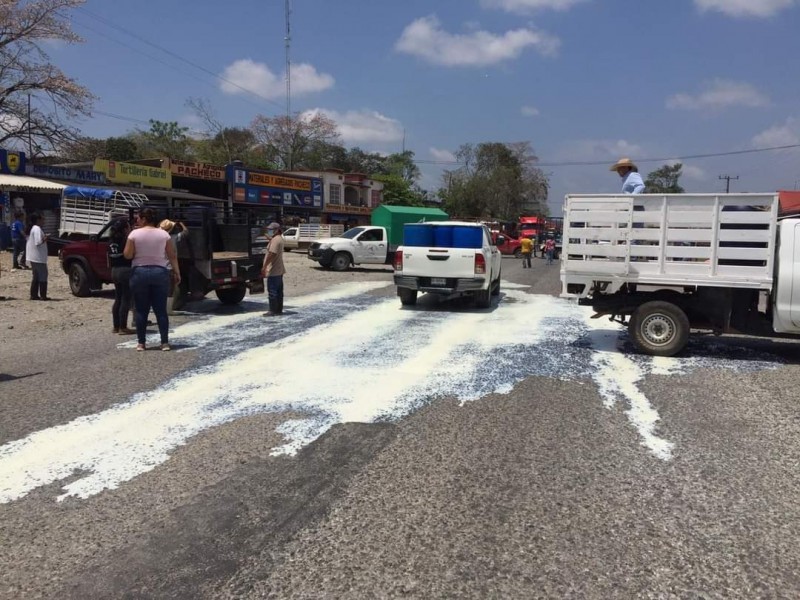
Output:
left=302, top=108, right=404, bottom=145
left=521, top=105, right=540, bottom=117
left=554, top=139, right=646, bottom=162
left=481, top=0, right=589, bottom=13
left=752, top=117, right=800, bottom=147
left=666, top=159, right=706, bottom=181
left=430, top=147, right=457, bottom=162
left=694, top=0, right=795, bottom=18
left=219, top=59, right=333, bottom=99
left=395, top=15, right=559, bottom=67
left=666, top=79, right=770, bottom=111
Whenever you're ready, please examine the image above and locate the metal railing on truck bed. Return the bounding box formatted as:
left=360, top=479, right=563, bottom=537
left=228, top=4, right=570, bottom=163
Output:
left=59, top=187, right=148, bottom=237
left=561, top=193, right=780, bottom=297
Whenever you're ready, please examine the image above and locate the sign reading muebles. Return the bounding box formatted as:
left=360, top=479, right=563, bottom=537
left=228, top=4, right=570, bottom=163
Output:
left=94, top=159, right=172, bottom=189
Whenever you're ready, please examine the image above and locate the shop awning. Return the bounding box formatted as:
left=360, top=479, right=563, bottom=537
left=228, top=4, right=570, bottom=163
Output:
left=0, top=174, right=67, bottom=192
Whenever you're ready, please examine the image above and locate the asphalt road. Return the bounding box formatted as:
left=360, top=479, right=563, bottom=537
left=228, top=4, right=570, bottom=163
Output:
left=2, top=253, right=799, bottom=599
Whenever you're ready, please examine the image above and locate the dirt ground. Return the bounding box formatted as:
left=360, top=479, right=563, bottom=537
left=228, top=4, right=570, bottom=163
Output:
left=0, top=248, right=395, bottom=340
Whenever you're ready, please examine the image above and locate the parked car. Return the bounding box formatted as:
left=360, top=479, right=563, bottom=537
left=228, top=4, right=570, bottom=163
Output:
left=491, top=231, right=523, bottom=257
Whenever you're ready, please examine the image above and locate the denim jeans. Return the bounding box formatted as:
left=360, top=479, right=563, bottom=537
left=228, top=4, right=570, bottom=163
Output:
left=130, top=266, right=170, bottom=344
left=112, top=266, right=133, bottom=330
left=267, top=275, right=284, bottom=314
left=12, top=237, right=25, bottom=269
left=522, top=252, right=532, bottom=268
left=546, top=250, right=554, bottom=265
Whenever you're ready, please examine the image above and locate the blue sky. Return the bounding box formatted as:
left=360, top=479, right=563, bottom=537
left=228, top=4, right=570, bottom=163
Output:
left=50, top=0, right=800, bottom=214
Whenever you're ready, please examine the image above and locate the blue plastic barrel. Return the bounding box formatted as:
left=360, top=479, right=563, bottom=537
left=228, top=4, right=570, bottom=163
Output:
left=452, top=226, right=483, bottom=248
left=433, top=225, right=453, bottom=248
left=403, top=224, right=434, bottom=247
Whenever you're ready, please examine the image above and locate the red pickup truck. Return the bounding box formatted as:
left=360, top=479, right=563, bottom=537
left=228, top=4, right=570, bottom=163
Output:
left=490, top=232, right=524, bottom=257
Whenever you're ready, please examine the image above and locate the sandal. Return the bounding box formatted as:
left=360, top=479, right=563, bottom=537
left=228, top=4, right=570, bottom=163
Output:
left=136, top=344, right=146, bottom=352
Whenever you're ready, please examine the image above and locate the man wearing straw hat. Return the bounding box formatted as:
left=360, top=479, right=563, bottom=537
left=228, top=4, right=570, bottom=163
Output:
left=610, top=157, right=646, bottom=194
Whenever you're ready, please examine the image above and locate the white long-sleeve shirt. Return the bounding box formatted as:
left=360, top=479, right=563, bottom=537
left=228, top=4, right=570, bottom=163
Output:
left=621, top=171, right=645, bottom=194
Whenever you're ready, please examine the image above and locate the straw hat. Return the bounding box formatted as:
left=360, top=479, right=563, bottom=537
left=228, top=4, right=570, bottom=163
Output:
left=609, top=157, right=638, bottom=172
left=159, top=219, right=176, bottom=233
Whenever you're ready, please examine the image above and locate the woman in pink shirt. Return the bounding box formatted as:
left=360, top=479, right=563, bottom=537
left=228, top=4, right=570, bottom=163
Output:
left=124, top=208, right=181, bottom=351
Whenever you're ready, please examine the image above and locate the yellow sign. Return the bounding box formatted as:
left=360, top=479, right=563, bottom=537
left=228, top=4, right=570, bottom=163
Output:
left=170, top=159, right=225, bottom=181
left=6, top=152, right=21, bottom=173
left=248, top=172, right=311, bottom=191
left=94, top=159, right=172, bottom=189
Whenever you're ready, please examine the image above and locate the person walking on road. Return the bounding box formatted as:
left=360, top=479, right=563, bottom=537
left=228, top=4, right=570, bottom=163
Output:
left=520, top=236, right=533, bottom=268
left=10, top=211, right=27, bottom=270
left=611, top=157, right=645, bottom=194
left=545, top=236, right=556, bottom=265
left=124, top=208, right=181, bottom=351
left=108, top=218, right=134, bottom=335
left=25, top=213, right=50, bottom=300
left=261, top=221, right=285, bottom=317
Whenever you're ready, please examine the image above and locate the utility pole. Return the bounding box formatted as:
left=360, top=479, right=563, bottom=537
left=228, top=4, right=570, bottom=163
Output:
left=27, top=94, right=32, bottom=157
left=719, top=174, right=739, bottom=193
left=284, top=0, right=292, bottom=170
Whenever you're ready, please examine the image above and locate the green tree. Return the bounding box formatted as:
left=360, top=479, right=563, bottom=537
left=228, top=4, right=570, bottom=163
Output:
left=59, top=135, right=139, bottom=162
left=133, top=119, right=192, bottom=159
left=373, top=173, right=424, bottom=206
left=0, top=0, right=94, bottom=154
left=645, top=163, right=685, bottom=193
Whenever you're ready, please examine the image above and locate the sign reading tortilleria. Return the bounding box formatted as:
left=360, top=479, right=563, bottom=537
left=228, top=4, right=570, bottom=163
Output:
left=94, top=159, right=172, bottom=189
left=170, top=159, right=225, bottom=181
left=248, top=172, right=312, bottom=191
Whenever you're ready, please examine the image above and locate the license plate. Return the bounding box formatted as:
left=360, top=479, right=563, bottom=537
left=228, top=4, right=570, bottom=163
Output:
left=431, top=277, right=446, bottom=286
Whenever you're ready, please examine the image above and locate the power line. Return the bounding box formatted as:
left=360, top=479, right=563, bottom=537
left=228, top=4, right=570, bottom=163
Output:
left=74, top=6, right=286, bottom=112
left=413, top=143, right=800, bottom=168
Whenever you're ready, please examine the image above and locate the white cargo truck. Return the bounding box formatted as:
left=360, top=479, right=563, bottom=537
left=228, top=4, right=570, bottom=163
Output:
left=560, top=193, right=800, bottom=356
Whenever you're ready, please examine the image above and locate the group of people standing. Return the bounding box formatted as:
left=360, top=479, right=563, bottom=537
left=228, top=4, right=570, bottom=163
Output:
left=109, top=208, right=180, bottom=352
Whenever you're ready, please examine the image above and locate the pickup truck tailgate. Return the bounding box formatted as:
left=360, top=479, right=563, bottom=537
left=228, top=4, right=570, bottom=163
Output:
left=401, top=247, right=478, bottom=279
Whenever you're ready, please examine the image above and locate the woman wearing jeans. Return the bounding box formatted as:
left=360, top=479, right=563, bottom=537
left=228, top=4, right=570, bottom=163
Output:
left=124, top=208, right=181, bottom=351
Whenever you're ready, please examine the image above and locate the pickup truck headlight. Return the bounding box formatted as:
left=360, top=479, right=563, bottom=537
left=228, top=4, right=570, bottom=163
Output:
left=318, top=243, right=332, bottom=250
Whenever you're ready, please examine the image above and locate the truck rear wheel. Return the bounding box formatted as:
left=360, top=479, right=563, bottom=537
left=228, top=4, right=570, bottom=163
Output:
left=629, top=301, right=689, bottom=357
left=513, top=248, right=522, bottom=259
left=398, top=288, right=417, bottom=306
left=215, top=285, right=247, bottom=305
left=68, top=263, right=91, bottom=297
left=474, top=288, right=492, bottom=309
left=331, top=252, right=351, bottom=272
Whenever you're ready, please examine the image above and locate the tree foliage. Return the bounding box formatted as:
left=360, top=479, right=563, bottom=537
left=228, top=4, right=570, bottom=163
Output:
left=372, top=173, right=424, bottom=207
left=0, top=0, right=94, bottom=154
left=249, top=111, right=340, bottom=169
left=60, top=135, right=139, bottom=162
left=440, top=142, right=548, bottom=219
left=131, top=119, right=192, bottom=159
left=645, top=163, right=685, bottom=193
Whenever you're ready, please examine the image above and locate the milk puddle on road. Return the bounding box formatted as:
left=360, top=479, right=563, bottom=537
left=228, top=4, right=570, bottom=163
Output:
left=0, top=282, right=784, bottom=504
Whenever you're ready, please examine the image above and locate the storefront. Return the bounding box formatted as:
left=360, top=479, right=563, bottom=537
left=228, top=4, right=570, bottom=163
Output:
left=227, top=165, right=323, bottom=227
left=0, top=150, right=66, bottom=241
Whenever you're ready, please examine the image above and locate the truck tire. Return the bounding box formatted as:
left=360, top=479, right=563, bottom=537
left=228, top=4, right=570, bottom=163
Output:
left=474, top=287, right=492, bottom=309
left=513, top=248, right=522, bottom=259
left=331, top=252, right=351, bottom=272
left=399, top=288, right=417, bottom=306
left=491, top=272, right=501, bottom=296
left=68, top=263, right=91, bottom=297
left=629, top=301, right=690, bottom=357
left=215, top=285, right=247, bottom=305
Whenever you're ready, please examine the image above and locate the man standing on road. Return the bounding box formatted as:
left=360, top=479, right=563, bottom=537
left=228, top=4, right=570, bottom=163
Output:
left=10, top=211, right=26, bottom=270
left=25, top=213, right=50, bottom=300
left=261, top=222, right=285, bottom=317
left=520, top=236, right=533, bottom=268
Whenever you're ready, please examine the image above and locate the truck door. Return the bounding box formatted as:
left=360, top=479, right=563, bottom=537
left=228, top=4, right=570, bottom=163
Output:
left=355, top=228, right=387, bottom=264
left=89, top=222, right=114, bottom=282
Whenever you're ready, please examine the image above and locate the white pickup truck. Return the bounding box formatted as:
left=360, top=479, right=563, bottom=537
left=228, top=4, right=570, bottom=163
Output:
left=307, top=225, right=394, bottom=270
left=393, top=221, right=503, bottom=308
left=561, top=193, right=800, bottom=356
left=282, top=224, right=344, bottom=251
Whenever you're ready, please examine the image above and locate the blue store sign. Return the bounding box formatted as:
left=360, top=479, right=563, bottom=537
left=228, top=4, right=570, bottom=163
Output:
left=26, top=163, right=105, bottom=184
left=228, top=166, right=323, bottom=209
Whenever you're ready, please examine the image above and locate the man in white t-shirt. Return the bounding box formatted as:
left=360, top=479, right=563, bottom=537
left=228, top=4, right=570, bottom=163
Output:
left=25, top=213, right=50, bottom=300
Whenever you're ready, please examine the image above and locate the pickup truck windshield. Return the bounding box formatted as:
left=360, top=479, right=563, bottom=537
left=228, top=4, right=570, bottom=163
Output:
left=341, top=227, right=366, bottom=239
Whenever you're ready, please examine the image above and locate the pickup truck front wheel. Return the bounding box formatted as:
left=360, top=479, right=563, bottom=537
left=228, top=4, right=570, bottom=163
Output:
left=331, top=252, right=351, bottom=272
left=68, top=263, right=91, bottom=297
left=629, top=301, right=689, bottom=357
left=398, top=288, right=417, bottom=306
left=215, top=285, right=247, bottom=305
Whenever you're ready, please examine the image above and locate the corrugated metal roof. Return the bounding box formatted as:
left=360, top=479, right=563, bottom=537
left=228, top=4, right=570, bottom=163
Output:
left=0, top=174, right=67, bottom=191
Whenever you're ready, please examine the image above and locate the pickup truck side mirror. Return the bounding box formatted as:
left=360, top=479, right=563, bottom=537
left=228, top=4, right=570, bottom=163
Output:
left=89, top=234, right=98, bottom=242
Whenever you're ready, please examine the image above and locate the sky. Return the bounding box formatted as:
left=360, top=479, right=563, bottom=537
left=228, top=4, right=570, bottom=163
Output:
left=45, top=0, right=800, bottom=214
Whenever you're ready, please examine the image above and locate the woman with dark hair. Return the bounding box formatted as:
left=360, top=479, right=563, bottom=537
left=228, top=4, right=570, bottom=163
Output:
left=25, top=212, right=50, bottom=300
left=108, top=218, right=134, bottom=334
left=124, top=208, right=181, bottom=351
